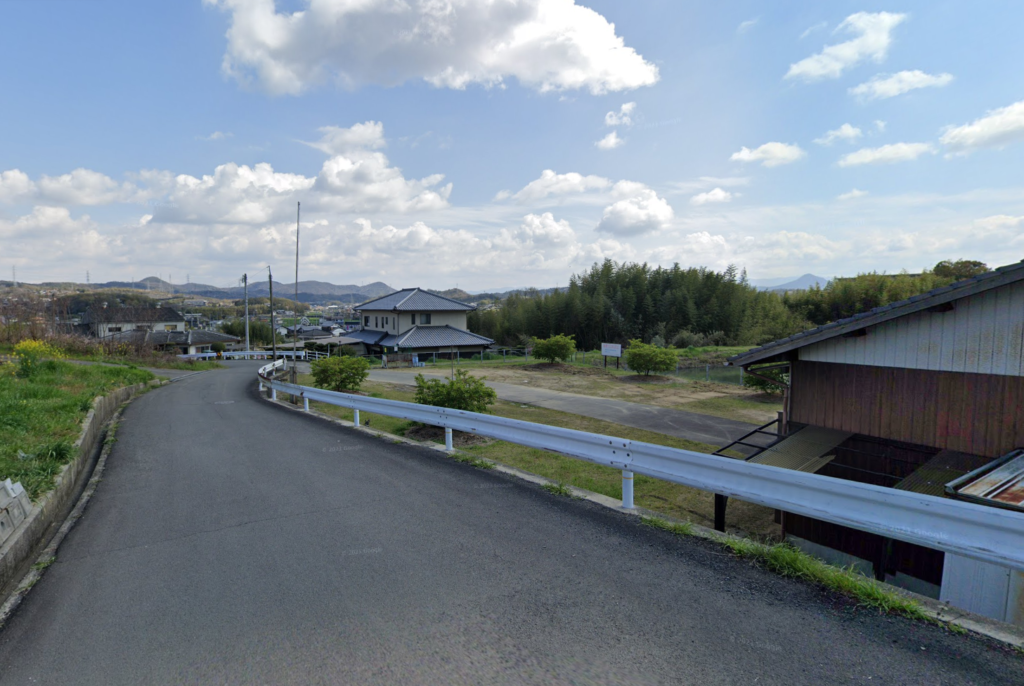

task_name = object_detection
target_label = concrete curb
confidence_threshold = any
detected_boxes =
[0,378,163,612]
[259,388,1024,652]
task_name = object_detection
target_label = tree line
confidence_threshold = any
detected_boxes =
[466,259,988,350]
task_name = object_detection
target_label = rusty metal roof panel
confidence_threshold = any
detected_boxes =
[946,449,1024,513]
[895,450,993,498]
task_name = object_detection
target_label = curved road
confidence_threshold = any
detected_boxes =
[0,363,1018,684]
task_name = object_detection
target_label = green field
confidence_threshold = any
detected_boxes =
[0,360,154,499]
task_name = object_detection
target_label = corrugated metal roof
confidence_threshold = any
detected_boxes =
[379,325,493,349]
[947,449,1024,512]
[895,450,992,498]
[729,259,1024,367]
[356,288,475,312]
[746,426,852,473]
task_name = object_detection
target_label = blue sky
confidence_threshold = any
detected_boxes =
[2,0,1023,289]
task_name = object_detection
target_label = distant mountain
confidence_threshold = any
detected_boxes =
[86,277,396,303]
[751,274,829,292]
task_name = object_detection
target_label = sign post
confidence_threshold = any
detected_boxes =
[601,343,622,370]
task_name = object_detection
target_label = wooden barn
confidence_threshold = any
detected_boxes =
[726,260,1024,621]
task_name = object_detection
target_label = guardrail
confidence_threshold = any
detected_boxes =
[179,351,307,361]
[256,363,1024,572]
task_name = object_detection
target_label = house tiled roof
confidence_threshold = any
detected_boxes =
[356,288,475,312]
[729,259,1024,367]
[344,329,387,345]
[83,306,185,324]
[380,325,493,349]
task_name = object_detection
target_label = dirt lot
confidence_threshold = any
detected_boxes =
[447,363,783,424]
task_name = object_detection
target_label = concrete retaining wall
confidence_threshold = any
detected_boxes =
[0,381,153,598]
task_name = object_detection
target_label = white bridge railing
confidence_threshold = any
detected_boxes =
[257,361,1024,572]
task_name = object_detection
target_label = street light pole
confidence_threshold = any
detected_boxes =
[243,273,250,354]
[292,201,300,385]
[269,267,277,362]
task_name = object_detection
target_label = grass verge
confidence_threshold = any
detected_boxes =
[643,516,927,620]
[0,360,154,499]
[300,376,779,536]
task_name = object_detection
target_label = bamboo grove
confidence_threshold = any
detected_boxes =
[466,259,988,350]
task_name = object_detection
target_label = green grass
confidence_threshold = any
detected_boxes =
[0,360,154,499]
[542,482,574,497]
[643,516,927,620]
[300,376,778,535]
[679,395,783,422]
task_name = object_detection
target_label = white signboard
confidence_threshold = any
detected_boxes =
[601,343,622,358]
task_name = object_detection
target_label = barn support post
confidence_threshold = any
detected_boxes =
[714,494,728,532]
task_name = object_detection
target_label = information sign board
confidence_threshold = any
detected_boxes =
[601,343,622,358]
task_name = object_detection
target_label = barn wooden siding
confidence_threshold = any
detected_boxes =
[798,279,1024,377]
[790,360,1024,458]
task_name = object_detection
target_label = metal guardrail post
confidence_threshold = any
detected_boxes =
[622,470,634,509]
[354,408,360,425]
[445,427,453,451]
[271,388,277,400]
[303,396,309,412]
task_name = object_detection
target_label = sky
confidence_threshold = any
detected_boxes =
[1,0,1023,291]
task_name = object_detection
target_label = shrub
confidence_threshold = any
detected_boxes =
[13,339,65,378]
[310,356,370,392]
[414,369,497,413]
[210,342,226,353]
[531,334,576,364]
[742,364,788,396]
[624,339,676,376]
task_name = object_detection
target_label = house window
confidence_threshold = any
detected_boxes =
[421,313,431,325]
[375,316,379,328]
[364,316,369,327]
[164,325,177,331]
[108,326,122,333]
[411,314,416,325]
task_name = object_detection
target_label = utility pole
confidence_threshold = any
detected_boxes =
[292,201,300,385]
[243,273,250,353]
[269,267,277,362]
[86,270,90,285]
[11,266,15,288]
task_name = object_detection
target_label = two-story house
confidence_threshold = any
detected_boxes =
[346,288,493,357]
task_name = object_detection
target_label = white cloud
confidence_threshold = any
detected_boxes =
[731,142,805,167]
[875,120,887,132]
[941,100,1024,154]
[849,70,953,101]
[668,176,749,194]
[37,168,142,206]
[837,188,868,200]
[690,188,733,205]
[199,131,233,141]
[206,0,659,96]
[302,122,386,155]
[838,142,936,167]
[0,206,95,239]
[785,12,906,82]
[604,102,636,127]
[148,122,451,223]
[814,124,863,146]
[509,169,611,202]
[0,170,36,203]
[596,131,624,150]
[596,188,674,236]
[800,21,828,40]
[737,18,758,35]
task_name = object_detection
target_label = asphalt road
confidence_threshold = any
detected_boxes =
[0,363,1019,684]
[367,368,758,448]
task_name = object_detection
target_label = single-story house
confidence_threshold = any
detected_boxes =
[107,329,240,356]
[81,305,186,338]
[346,288,493,357]
[726,259,1024,623]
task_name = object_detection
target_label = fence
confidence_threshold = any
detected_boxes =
[256,360,1024,573]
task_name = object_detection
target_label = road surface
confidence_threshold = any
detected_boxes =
[0,362,1018,684]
